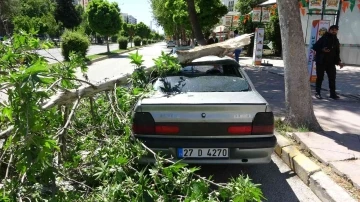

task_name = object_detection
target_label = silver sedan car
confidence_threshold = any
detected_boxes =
[132,56,276,164]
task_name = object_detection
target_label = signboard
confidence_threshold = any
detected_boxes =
[307,20,330,83]
[224,15,232,27]
[309,0,323,10]
[252,28,265,66]
[232,15,239,26]
[325,0,340,10]
[261,7,270,22]
[252,8,261,22]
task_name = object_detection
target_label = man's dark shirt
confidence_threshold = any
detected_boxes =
[312,32,341,65]
[207,37,218,45]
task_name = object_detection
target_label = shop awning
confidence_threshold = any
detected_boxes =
[259,0,276,6]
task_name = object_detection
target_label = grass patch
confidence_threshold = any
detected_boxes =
[275,118,310,136]
[86,47,138,61]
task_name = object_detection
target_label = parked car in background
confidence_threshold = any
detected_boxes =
[166,40,176,48]
[168,46,193,58]
[132,56,276,164]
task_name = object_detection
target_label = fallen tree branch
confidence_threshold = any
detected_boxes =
[0,125,14,138]
[176,33,254,63]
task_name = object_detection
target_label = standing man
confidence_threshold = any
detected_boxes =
[233,30,242,63]
[312,25,343,99]
[207,32,218,45]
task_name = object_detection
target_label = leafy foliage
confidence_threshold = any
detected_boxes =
[61,30,90,60]
[87,0,122,52]
[265,5,282,56]
[150,0,227,40]
[0,30,265,201]
[13,0,60,36]
[133,36,142,46]
[135,22,151,39]
[235,0,263,56]
[87,0,122,37]
[55,0,82,29]
[118,36,128,49]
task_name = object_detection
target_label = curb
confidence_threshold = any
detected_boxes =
[274,132,357,202]
[86,43,158,65]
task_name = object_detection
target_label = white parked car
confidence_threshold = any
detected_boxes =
[168,46,193,57]
[166,40,176,48]
[132,56,276,164]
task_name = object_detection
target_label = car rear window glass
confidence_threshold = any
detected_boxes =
[153,64,250,93]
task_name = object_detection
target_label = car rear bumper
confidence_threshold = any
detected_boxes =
[135,135,277,164]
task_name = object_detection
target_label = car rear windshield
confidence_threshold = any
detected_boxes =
[153,64,250,93]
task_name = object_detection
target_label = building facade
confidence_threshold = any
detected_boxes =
[221,0,238,12]
[121,13,137,24]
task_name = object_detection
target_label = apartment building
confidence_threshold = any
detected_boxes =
[221,0,238,12]
[121,13,137,25]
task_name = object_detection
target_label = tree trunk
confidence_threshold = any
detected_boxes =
[185,0,206,45]
[106,36,110,53]
[276,0,321,130]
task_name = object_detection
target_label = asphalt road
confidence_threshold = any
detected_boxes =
[37,42,134,64]
[74,42,169,83]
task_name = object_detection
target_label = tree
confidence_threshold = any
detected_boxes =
[123,23,136,47]
[12,0,60,37]
[55,0,81,29]
[135,22,151,39]
[185,0,205,45]
[265,4,282,56]
[276,0,321,130]
[87,0,122,53]
[151,0,227,45]
[235,0,263,56]
[0,0,20,34]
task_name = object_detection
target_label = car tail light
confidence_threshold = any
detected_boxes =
[251,112,274,135]
[227,112,274,135]
[132,112,155,134]
[227,125,252,135]
[155,126,179,134]
[132,112,179,135]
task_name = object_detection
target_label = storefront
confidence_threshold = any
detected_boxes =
[260,0,360,65]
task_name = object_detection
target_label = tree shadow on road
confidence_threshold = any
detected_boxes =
[194,156,306,202]
[245,67,360,135]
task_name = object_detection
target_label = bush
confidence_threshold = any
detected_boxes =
[142,39,147,45]
[133,36,142,46]
[118,36,128,49]
[111,35,118,43]
[61,30,90,60]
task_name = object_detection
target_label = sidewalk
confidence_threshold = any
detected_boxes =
[239,57,360,192]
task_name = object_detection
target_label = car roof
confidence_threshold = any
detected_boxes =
[183,55,240,67]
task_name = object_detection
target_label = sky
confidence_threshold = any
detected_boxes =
[112,0,164,34]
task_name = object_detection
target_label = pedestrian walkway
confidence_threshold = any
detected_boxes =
[239,57,360,192]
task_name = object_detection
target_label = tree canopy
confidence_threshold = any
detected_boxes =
[135,22,151,39]
[87,0,122,52]
[55,0,82,29]
[150,0,227,38]
[12,0,60,36]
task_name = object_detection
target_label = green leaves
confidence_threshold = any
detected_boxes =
[87,0,122,37]
[129,51,144,68]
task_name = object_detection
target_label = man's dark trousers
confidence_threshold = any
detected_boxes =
[316,63,337,95]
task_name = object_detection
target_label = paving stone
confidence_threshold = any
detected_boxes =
[293,132,360,165]
[309,171,356,202]
[293,154,321,185]
[274,133,292,156]
[281,145,301,169]
[330,160,360,190]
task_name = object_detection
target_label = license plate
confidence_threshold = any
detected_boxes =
[177,148,229,158]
